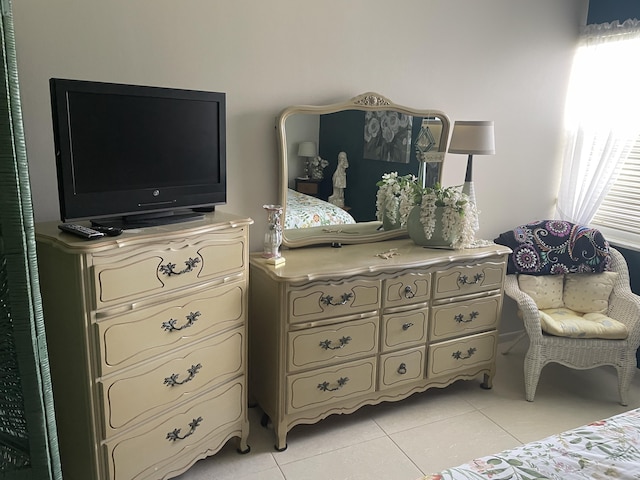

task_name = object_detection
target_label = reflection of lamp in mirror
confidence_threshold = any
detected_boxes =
[415,119,437,188]
[297,141,317,179]
[447,121,495,205]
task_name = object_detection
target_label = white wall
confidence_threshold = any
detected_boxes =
[13,0,587,253]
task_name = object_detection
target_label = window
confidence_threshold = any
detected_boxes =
[592,137,640,248]
[556,20,640,250]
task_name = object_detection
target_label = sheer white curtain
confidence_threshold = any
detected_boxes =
[556,19,640,224]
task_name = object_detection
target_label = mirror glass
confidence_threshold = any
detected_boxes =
[277,92,450,248]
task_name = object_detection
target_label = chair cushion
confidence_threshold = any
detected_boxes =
[517,274,564,309]
[539,307,628,339]
[494,220,611,275]
[563,272,618,314]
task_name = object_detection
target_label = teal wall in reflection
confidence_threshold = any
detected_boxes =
[318,111,438,222]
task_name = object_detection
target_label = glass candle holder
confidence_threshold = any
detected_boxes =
[262,204,283,259]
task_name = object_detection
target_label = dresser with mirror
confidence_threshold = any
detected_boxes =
[248,93,511,451]
[277,92,450,247]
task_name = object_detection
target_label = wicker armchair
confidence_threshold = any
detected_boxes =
[503,247,640,406]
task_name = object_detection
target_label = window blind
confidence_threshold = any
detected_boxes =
[592,136,640,248]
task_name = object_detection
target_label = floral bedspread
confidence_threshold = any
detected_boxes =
[422,408,640,479]
[285,189,356,229]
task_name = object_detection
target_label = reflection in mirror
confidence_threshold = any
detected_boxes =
[277,93,450,248]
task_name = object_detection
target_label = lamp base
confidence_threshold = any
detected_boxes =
[462,181,476,206]
[462,154,476,205]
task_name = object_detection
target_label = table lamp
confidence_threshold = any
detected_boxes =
[447,120,495,205]
[297,141,317,179]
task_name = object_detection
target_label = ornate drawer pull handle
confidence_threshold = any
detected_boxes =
[402,322,414,331]
[403,286,415,298]
[319,336,352,350]
[166,416,203,442]
[317,377,349,392]
[457,273,484,286]
[164,363,202,387]
[452,347,477,360]
[161,311,201,332]
[159,257,201,276]
[397,363,407,375]
[454,311,479,324]
[320,292,353,306]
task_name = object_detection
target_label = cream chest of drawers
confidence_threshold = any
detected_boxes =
[35,212,252,480]
[249,239,511,450]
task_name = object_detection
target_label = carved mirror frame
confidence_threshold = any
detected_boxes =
[277,92,450,248]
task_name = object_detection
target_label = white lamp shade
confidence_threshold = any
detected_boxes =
[297,141,317,157]
[448,121,495,155]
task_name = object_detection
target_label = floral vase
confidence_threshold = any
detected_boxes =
[262,204,283,258]
[406,205,449,248]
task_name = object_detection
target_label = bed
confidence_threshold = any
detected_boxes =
[421,407,640,479]
[284,188,356,230]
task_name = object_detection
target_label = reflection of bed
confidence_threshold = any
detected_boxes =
[421,407,640,479]
[285,188,356,229]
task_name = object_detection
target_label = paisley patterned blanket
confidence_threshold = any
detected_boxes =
[421,408,640,480]
[494,220,610,275]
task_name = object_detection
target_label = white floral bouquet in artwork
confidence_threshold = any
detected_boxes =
[364,111,413,163]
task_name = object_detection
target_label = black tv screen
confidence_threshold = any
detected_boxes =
[50,78,226,227]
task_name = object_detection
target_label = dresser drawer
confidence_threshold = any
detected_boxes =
[427,331,498,378]
[288,317,378,372]
[95,280,245,373]
[286,358,376,413]
[91,229,247,308]
[99,327,243,437]
[429,295,501,342]
[432,261,505,300]
[104,381,244,480]
[288,279,381,324]
[379,347,425,390]
[381,307,428,352]
[383,272,431,308]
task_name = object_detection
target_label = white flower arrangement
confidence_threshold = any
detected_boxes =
[375,172,420,227]
[376,172,479,249]
[417,183,479,249]
[308,156,329,180]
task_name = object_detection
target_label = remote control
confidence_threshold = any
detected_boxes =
[58,223,105,239]
[91,225,123,236]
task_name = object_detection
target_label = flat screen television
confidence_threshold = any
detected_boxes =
[49,78,226,228]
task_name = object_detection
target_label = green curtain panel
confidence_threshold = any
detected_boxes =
[0,1,62,479]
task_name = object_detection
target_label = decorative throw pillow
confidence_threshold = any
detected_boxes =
[517,274,564,309]
[494,220,611,275]
[539,307,628,339]
[563,272,618,314]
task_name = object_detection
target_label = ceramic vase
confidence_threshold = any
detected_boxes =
[262,204,283,258]
[381,205,402,231]
[407,205,449,248]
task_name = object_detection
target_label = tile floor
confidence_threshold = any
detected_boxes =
[176,336,640,480]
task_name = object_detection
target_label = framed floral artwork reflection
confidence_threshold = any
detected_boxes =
[363,111,413,163]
